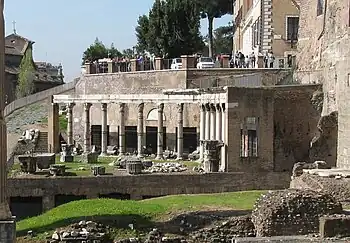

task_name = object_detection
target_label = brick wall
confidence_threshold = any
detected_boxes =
[296,0,350,168]
[7,172,290,206]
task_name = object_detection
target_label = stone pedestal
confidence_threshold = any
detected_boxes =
[155,57,163,70]
[181,55,196,69]
[0,217,16,243]
[81,152,98,164]
[130,59,137,71]
[202,140,223,173]
[107,60,116,73]
[257,55,265,68]
[221,55,230,68]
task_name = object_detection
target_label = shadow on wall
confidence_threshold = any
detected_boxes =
[309,111,338,168]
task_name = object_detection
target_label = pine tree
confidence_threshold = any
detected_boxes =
[16,43,35,98]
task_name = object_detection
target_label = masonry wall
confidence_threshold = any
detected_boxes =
[296,0,350,168]
[7,172,290,211]
[226,87,275,172]
[273,89,320,171]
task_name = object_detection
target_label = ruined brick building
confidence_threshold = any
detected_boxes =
[5,33,64,104]
[296,0,349,169]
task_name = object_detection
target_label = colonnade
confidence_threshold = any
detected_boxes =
[199,103,226,162]
[65,102,226,164]
[66,102,186,159]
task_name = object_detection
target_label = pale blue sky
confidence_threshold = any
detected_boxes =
[4,0,231,82]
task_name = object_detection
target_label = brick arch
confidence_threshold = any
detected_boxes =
[146,108,166,121]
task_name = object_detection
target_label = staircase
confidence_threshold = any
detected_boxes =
[34,132,48,153]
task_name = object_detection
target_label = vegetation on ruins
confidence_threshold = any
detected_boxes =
[16,43,36,99]
[16,191,265,239]
[135,0,204,58]
[197,0,233,57]
[81,38,122,64]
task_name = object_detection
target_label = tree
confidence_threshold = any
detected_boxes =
[108,43,122,58]
[16,43,35,98]
[198,0,233,57]
[122,48,134,58]
[135,0,204,58]
[135,15,150,54]
[82,38,108,64]
[212,22,234,55]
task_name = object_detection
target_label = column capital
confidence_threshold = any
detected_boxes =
[216,103,222,112]
[200,103,206,111]
[137,103,144,113]
[205,103,211,112]
[210,103,216,111]
[84,103,92,111]
[221,103,226,112]
[177,103,184,113]
[67,102,75,110]
[158,103,164,111]
[119,103,125,113]
[101,103,107,111]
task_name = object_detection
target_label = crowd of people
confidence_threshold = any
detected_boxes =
[221,50,276,69]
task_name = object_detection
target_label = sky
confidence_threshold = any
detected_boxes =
[4,0,232,82]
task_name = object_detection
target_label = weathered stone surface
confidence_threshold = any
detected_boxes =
[251,189,342,237]
[144,162,187,173]
[0,218,16,243]
[319,214,350,238]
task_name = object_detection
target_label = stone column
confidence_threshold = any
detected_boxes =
[177,103,184,160]
[155,57,163,70]
[119,103,126,156]
[101,103,108,156]
[199,104,206,161]
[137,103,144,157]
[0,0,16,241]
[84,103,92,153]
[216,104,222,141]
[221,55,230,68]
[67,103,75,145]
[48,100,60,153]
[220,103,227,172]
[210,104,216,140]
[156,103,164,160]
[205,103,211,140]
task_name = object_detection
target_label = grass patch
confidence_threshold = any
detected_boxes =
[17,190,265,238]
[39,115,67,130]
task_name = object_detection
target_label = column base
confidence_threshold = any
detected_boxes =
[0,217,16,243]
[99,153,108,157]
[176,157,183,161]
[118,152,125,157]
[155,156,164,161]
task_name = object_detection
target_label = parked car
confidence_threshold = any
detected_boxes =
[170,58,182,69]
[196,57,215,69]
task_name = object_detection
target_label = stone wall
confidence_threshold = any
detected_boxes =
[7,172,290,211]
[226,85,320,172]
[296,0,349,168]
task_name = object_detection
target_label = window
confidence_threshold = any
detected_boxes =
[286,16,299,41]
[317,0,324,16]
[251,17,261,48]
[240,117,258,157]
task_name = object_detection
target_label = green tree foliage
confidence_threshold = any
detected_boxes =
[82,38,122,64]
[16,43,35,99]
[122,48,134,58]
[135,15,150,54]
[135,0,204,58]
[212,22,234,55]
[198,0,233,57]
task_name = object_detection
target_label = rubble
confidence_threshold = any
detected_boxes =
[144,162,187,173]
[48,220,110,242]
[190,215,255,242]
[251,189,343,237]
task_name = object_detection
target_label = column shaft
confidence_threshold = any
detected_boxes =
[0,0,12,220]
[137,103,144,157]
[220,103,227,172]
[210,104,216,140]
[101,103,108,155]
[156,103,164,160]
[216,104,222,141]
[84,103,92,153]
[199,104,206,161]
[48,102,60,153]
[119,103,126,156]
[67,103,75,145]
[205,104,211,140]
[177,103,184,160]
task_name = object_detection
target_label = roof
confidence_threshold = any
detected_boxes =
[5,45,21,56]
[5,65,19,75]
[291,0,300,9]
[5,33,34,56]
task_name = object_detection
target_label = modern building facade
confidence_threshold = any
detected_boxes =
[233,0,300,68]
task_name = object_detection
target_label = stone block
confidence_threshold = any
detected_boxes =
[319,214,350,238]
[36,153,56,169]
[60,155,74,162]
[0,217,16,243]
[82,152,99,164]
